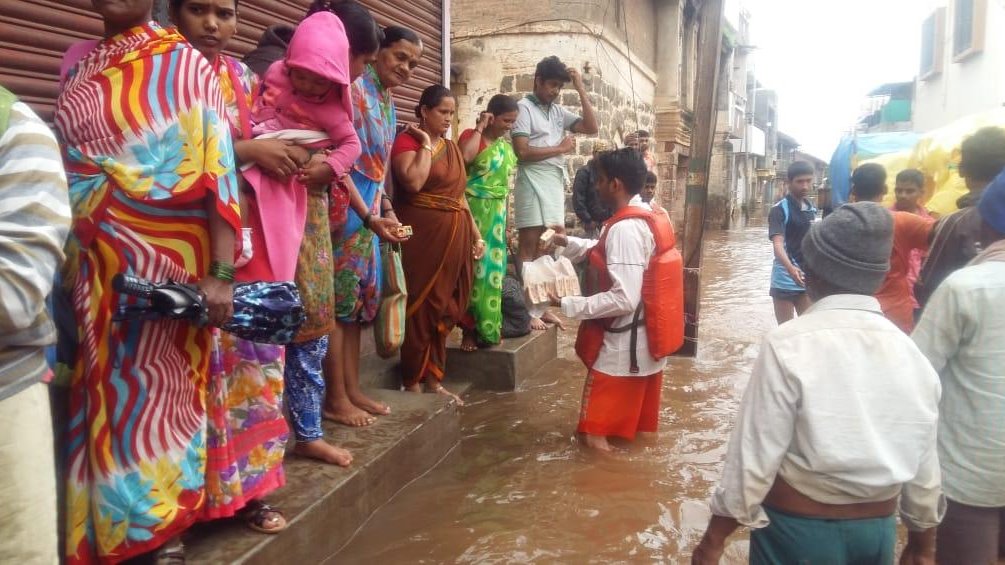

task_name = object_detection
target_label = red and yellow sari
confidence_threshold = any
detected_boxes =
[56,24,240,563]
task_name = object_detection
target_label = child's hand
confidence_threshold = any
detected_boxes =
[297,159,334,186]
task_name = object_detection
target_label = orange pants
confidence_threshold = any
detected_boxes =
[578,369,662,440]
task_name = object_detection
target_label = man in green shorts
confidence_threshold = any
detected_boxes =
[512,55,598,324]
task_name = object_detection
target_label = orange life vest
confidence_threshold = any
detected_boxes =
[574,206,685,372]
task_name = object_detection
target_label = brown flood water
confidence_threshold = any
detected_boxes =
[336,224,776,563]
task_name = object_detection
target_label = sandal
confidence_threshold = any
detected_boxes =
[240,500,288,534]
[154,539,185,564]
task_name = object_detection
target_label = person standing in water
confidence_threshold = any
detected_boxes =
[549,149,676,452]
[767,161,817,324]
[692,203,942,565]
[913,170,1005,565]
[848,163,933,334]
[890,168,931,319]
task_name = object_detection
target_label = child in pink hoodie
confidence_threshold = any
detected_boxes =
[244,10,369,467]
[243,11,362,282]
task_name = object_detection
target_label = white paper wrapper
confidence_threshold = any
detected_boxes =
[521,255,581,307]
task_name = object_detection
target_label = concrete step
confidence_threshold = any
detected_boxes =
[444,326,558,391]
[358,325,560,392]
[184,384,469,564]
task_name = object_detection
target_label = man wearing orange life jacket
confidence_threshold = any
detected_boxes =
[549,148,684,452]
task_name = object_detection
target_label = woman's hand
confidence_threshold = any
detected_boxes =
[405,123,431,145]
[370,216,408,243]
[298,160,335,186]
[472,239,487,260]
[197,275,234,327]
[476,112,493,131]
[249,139,304,179]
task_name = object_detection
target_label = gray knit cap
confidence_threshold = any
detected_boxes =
[801,202,893,294]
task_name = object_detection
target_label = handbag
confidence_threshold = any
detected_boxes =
[373,242,408,358]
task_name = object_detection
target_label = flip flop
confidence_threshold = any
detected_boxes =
[240,500,288,534]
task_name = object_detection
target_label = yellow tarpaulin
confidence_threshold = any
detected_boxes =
[859,108,1005,216]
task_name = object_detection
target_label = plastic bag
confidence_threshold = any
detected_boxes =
[521,255,581,307]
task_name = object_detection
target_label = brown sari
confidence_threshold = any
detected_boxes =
[393,137,474,386]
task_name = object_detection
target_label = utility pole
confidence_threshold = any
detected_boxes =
[679,0,725,357]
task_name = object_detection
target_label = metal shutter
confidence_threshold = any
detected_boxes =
[0,0,103,121]
[0,0,444,124]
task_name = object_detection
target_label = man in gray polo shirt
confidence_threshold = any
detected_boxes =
[513,56,598,324]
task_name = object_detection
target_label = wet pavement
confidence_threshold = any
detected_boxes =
[335,224,776,563]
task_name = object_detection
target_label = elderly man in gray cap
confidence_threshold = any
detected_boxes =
[913,168,1005,564]
[693,202,943,564]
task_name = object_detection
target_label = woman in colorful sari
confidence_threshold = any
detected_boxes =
[391,85,484,405]
[170,0,306,535]
[457,94,520,351]
[324,26,424,427]
[55,0,240,562]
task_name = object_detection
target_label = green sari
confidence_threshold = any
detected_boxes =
[465,135,517,344]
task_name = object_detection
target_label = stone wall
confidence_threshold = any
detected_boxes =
[452,0,658,69]
[451,28,657,229]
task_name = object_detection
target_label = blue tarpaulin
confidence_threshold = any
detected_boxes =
[828,131,920,205]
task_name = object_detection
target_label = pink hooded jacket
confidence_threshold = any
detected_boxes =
[244,11,362,281]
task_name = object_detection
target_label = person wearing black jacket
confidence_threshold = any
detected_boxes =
[572,140,612,236]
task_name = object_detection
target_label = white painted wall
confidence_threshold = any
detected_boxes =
[914,0,1005,131]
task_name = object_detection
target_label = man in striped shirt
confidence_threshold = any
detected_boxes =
[0,84,71,563]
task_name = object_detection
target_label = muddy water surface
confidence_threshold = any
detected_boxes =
[336,225,776,563]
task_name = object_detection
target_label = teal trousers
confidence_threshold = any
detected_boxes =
[750,506,896,565]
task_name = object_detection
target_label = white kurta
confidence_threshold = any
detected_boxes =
[559,197,667,377]
[709,294,944,531]
[913,258,1005,508]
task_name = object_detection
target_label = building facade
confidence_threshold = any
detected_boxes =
[451,0,717,227]
[913,0,1005,132]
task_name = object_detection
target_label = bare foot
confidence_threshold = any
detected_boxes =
[323,400,375,427]
[294,439,353,466]
[581,433,614,452]
[460,332,478,352]
[427,383,465,406]
[540,310,567,330]
[530,316,547,331]
[349,391,391,416]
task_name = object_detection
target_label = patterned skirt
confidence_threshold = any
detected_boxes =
[202,332,288,519]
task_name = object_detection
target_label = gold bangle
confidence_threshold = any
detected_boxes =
[422,144,433,152]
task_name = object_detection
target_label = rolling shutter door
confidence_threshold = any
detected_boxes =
[0,0,443,125]
[0,0,103,121]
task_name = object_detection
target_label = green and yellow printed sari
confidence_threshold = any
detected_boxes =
[465,135,517,344]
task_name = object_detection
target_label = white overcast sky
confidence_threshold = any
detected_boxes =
[728,0,938,160]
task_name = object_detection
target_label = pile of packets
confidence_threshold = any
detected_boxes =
[522,227,581,306]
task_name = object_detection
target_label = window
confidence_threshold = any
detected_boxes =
[952,0,986,61]
[920,8,945,79]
